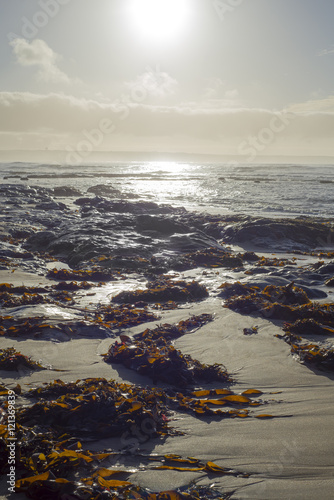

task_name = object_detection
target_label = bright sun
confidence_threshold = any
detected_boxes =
[127,0,190,44]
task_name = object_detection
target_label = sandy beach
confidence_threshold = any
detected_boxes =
[1,180,334,500]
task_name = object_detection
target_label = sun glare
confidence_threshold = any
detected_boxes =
[127,0,190,44]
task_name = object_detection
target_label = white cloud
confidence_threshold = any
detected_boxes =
[287,95,334,113]
[203,79,240,107]
[318,45,334,57]
[10,38,72,84]
[204,78,224,99]
[125,66,178,98]
[224,89,239,100]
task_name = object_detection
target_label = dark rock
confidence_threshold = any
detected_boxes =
[35,201,67,211]
[53,186,82,197]
[0,184,52,201]
[74,197,170,215]
[168,232,221,252]
[87,184,121,197]
[9,228,35,239]
[74,197,93,206]
[221,218,334,250]
[242,251,260,262]
[25,231,57,251]
[136,215,189,235]
[316,262,334,275]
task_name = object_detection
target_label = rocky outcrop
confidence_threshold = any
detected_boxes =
[221,218,334,250]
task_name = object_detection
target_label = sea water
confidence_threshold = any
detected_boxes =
[1,161,333,218]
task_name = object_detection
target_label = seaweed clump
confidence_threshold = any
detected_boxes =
[0,347,45,371]
[21,378,172,439]
[104,338,228,387]
[277,331,334,372]
[0,316,110,340]
[283,318,334,336]
[182,248,243,269]
[222,282,314,320]
[218,282,260,299]
[104,314,231,388]
[0,291,46,308]
[112,279,208,304]
[136,314,214,343]
[0,378,249,499]
[94,304,158,329]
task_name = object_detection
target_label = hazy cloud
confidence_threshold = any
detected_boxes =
[203,79,240,107]
[10,38,72,84]
[125,66,178,98]
[318,45,334,56]
[0,91,334,155]
[287,95,334,113]
[204,78,224,99]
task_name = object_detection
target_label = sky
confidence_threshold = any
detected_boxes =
[0,0,334,162]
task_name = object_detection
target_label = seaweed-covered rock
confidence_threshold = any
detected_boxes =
[185,248,243,268]
[223,281,334,328]
[112,279,208,304]
[261,283,310,305]
[218,282,260,299]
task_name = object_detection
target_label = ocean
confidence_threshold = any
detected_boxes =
[1,161,333,218]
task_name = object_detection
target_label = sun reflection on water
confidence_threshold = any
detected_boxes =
[128,162,204,204]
